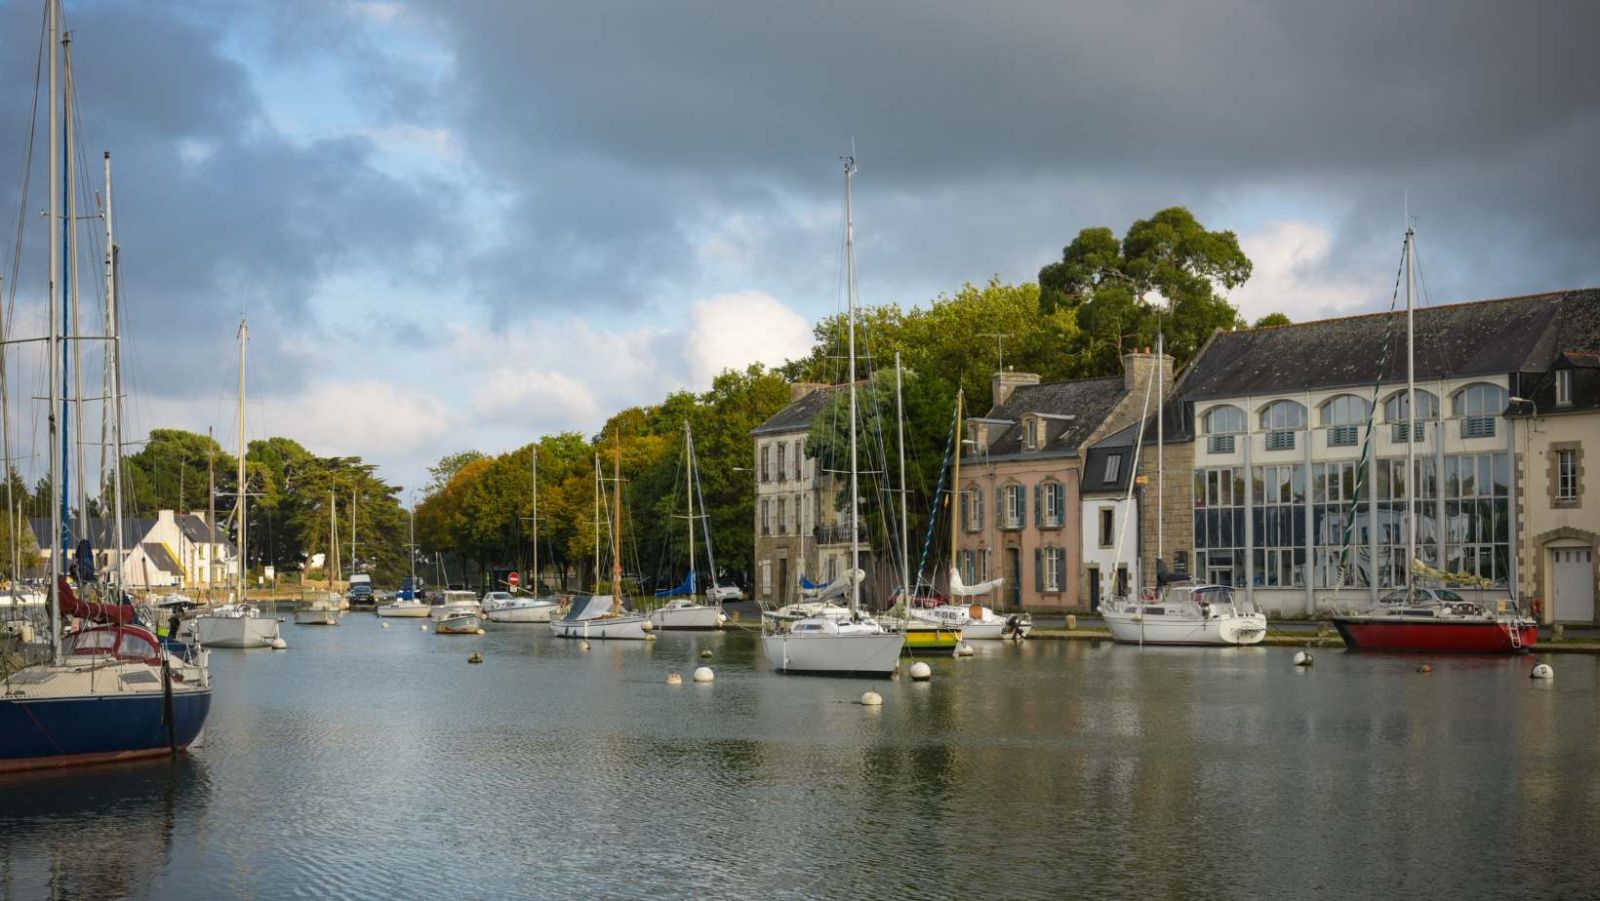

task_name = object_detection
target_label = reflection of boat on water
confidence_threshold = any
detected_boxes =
[0,755,210,899]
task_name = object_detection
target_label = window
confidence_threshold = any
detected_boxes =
[1376,456,1439,587]
[1313,461,1369,587]
[978,548,992,583]
[1556,370,1573,406]
[1098,507,1114,548]
[777,443,787,482]
[1037,547,1065,592]
[760,500,771,535]
[761,561,772,596]
[1193,467,1245,587]
[777,498,787,534]
[959,549,976,585]
[1557,448,1578,503]
[1443,452,1511,586]
[1453,383,1506,440]
[961,485,985,532]
[1104,454,1122,482]
[1023,417,1038,450]
[999,484,1025,530]
[1384,389,1438,443]
[760,443,771,482]
[793,441,804,480]
[1204,405,1244,455]
[1252,463,1306,588]
[1039,480,1066,528]
[1321,395,1369,448]
[1260,400,1306,451]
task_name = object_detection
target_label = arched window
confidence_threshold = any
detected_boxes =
[1382,389,1439,443]
[1320,395,1370,448]
[1452,383,1506,439]
[1202,405,1244,454]
[1259,400,1306,451]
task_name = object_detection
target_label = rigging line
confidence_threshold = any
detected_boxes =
[915,398,958,588]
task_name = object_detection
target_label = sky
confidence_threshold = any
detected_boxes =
[0,0,1596,496]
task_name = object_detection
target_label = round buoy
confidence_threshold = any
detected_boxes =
[476,628,486,635]
[641,620,655,632]
[468,652,483,664]
[1293,650,1313,667]
[420,624,428,631]
[1531,663,1554,680]
[270,638,288,650]
[909,661,932,681]
[956,642,974,657]
[381,622,390,629]
[666,672,683,685]
[692,666,715,683]
[718,613,728,624]
[860,690,883,706]
[579,640,591,651]
[699,649,713,659]
[1417,664,1432,674]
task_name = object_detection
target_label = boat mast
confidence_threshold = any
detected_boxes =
[350,486,356,578]
[47,0,62,663]
[684,421,695,597]
[612,432,623,614]
[104,152,126,592]
[65,32,88,537]
[329,490,338,585]
[235,317,247,605]
[950,389,963,590]
[1156,330,1164,572]
[895,352,910,602]
[1404,227,1417,601]
[530,445,538,594]
[844,155,861,618]
[407,500,416,590]
[207,428,215,594]
[592,453,601,592]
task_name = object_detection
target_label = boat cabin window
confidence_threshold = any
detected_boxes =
[1142,606,1166,615]
[1435,589,1465,602]
[68,628,119,654]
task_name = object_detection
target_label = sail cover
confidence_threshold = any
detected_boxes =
[949,566,1004,597]
[654,571,696,597]
[561,594,622,622]
[799,569,862,600]
[57,576,137,625]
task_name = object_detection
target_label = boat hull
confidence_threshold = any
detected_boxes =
[485,603,557,623]
[436,614,483,634]
[293,609,339,625]
[193,614,281,648]
[1103,611,1267,646]
[648,604,723,630]
[901,627,963,652]
[762,632,905,676]
[0,687,211,774]
[1331,617,1537,654]
[549,614,649,640]
[376,603,430,618]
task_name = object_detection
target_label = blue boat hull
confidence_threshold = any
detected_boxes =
[0,689,212,773]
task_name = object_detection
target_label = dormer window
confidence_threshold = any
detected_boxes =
[1104,453,1122,482]
[1023,416,1040,450]
[1556,369,1572,406]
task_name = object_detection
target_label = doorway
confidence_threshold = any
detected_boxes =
[776,557,789,608]
[1087,566,1100,611]
[1006,547,1022,609]
[1552,546,1595,623]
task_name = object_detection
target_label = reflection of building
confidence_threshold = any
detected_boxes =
[30,510,237,589]
[1508,349,1599,624]
[1099,289,1599,616]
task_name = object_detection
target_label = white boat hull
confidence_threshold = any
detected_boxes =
[762,631,905,676]
[376,602,430,618]
[431,604,484,621]
[485,602,558,623]
[1102,610,1266,646]
[648,604,722,630]
[193,614,281,649]
[549,614,649,640]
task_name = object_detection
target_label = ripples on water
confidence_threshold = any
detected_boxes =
[2,622,1596,900]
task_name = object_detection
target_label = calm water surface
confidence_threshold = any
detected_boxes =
[2,619,1597,899]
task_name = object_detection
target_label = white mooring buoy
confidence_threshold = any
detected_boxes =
[420,624,428,631]
[270,638,288,650]
[579,640,591,651]
[860,691,883,707]
[641,619,655,632]
[381,622,390,629]
[1531,663,1554,680]
[700,649,713,659]
[1293,650,1313,667]
[475,628,486,635]
[956,642,974,657]
[908,661,933,681]
[692,666,715,683]
[666,672,683,685]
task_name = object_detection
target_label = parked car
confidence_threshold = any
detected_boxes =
[706,584,744,603]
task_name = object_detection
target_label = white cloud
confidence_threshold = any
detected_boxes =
[250,378,452,459]
[355,125,464,163]
[349,2,402,24]
[682,291,813,385]
[1227,220,1376,323]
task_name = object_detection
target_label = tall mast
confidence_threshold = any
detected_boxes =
[329,490,338,584]
[350,485,357,576]
[207,427,215,593]
[407,501,416,588]
[1404,227,1417,600]
[844,156,861,617]
[895,352,910,600]
[46,0,63,663]
[592,453,601,592]
[65,31,87,535]
[611,431,622,614]
[684,421,695,596]
[530,445,538,593]
[104,153,126,591]
[235,317,247,604]
[1156,331,1164,570]
[950,389,963,586]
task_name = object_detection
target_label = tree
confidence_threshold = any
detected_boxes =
[426,450,487,495]
[1253,312,1292,328]
[1038,207,1251,372]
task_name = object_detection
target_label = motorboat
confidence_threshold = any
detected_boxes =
[1331,588,1536,653]
[910,602,1031,640]
[376,597,430,618]
[429,590,484,621]
[484,591,559,623]
[293,591,341,626]
[1102,582,1266,646]
[193,603,282,649]
[435,611,483,634]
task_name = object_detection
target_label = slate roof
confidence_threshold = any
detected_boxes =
[139,542,182,574]
[751,385,846,436]
[1082,439,1136,495]
[31,517,155,552]
[176,513,235,552]
[973,376,1127,461]
[1178,289,1600,401]
[1507,350,1600,416]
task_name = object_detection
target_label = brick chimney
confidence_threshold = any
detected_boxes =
[1122,349,1174,397]
[991,370,1041,408]
[790,381,827,403]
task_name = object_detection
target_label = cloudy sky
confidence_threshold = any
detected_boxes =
[1,0,1595,494]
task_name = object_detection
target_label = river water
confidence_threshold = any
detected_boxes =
[2,620,1596,900]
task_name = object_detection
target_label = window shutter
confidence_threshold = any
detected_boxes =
[1033,483,1042,528]
[976,490,985,531]
[995,486,1004,528]
[959,489,969,531]
[1034,548,1043,593]
[1055,483,1066,525]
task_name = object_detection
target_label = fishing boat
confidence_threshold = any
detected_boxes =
[762,157,904,675]
[549,441,650,640]
[1328,228,1536,653]
[193,318,282,650]
[648,422,724,631]
[435,611,482,634]
[2,5,212,771]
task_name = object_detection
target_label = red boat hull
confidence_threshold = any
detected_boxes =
[1331,617,1537,654]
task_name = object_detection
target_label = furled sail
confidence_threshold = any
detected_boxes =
[949,566,1003,597]
[799,569,862,600]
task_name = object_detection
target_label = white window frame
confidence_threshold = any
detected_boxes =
[1003,483,1024,530]
[1044,547,1064,592]
[1104,454,1122,482]
[1557,449,1578,501]
[1042,481,1064,528]
[1555,370,1572,407]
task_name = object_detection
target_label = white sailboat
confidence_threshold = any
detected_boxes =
[549,440,650,640]
[762,156,904,676]
[193,318,283,649]
[486,446,558,623]
[294,491,342,626]
[648,422,724,630]
[377,502,429,617]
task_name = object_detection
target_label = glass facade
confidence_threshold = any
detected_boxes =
[1443,452,1511,585]
[1313,461,1368,587]
[1193,467,1246,587]
[1251,464,1306,587]
[1375,457,1438,587]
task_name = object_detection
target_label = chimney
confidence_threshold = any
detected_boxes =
[790,381,827,403]
[992,370,1041,408]
[1122,349,1174,397]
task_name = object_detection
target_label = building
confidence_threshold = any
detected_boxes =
[31,510,238,590]
[749,383,873,606]
[1079,422,1141,611]
[1508,348,1600,624]
[953,352,1171,611]
[1105,288,1600,616]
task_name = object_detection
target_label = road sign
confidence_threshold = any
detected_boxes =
[508,571,521,586]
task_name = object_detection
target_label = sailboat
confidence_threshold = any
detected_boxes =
[761,156,904,676]
[549,438,650,640]
[294,491,342,625]
[1,2,211,771]
[192,318,283,649]
[1329,228,1537,653]
[378,503,429,617]
[649,422,725,630]
[485,446,559,623]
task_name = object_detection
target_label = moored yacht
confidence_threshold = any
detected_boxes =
[1103,581,1266,646]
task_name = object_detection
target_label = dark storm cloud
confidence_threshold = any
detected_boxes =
[414,0,1600,312]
